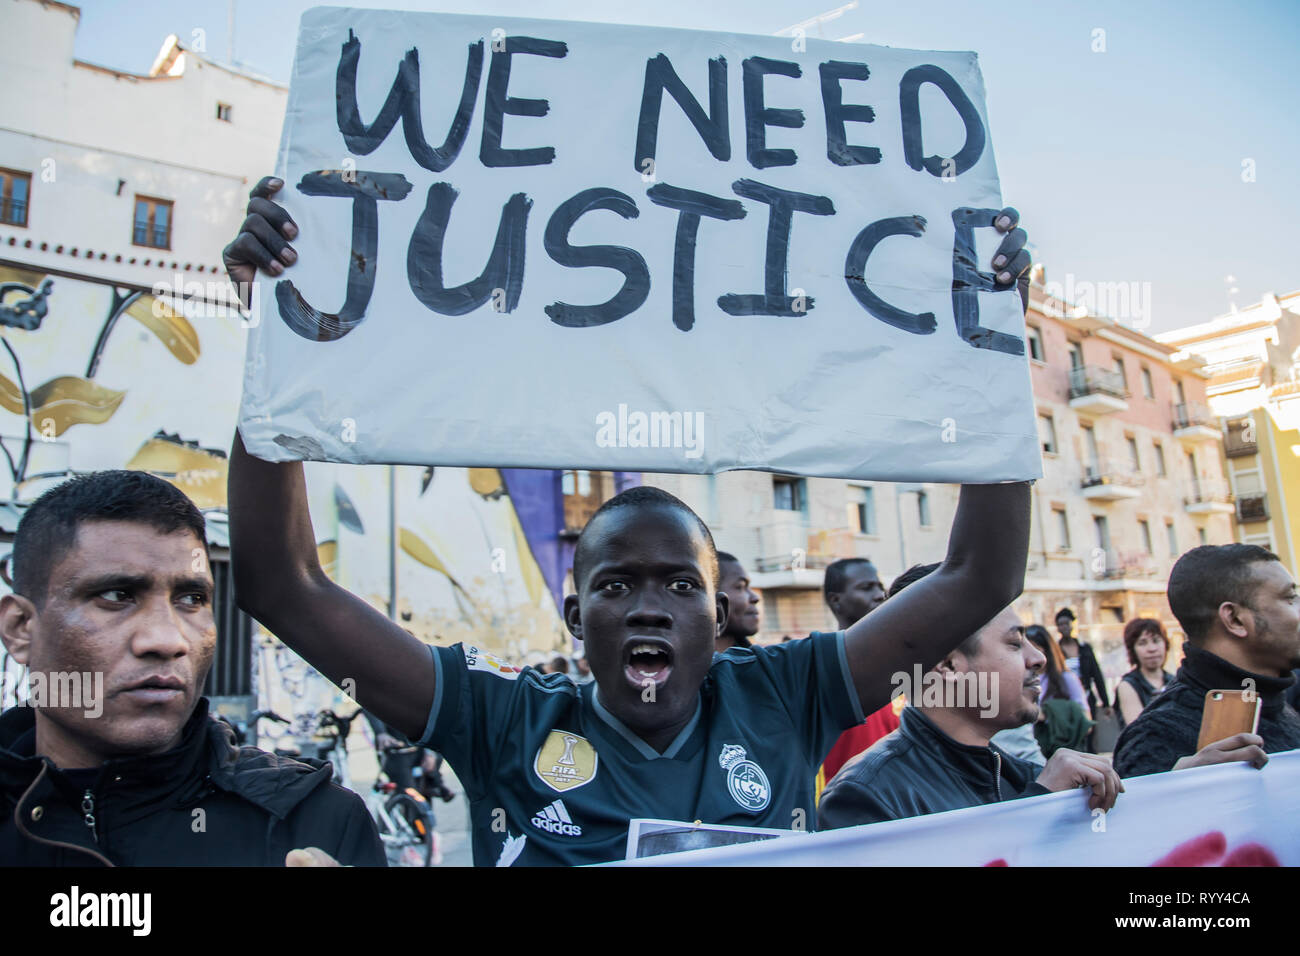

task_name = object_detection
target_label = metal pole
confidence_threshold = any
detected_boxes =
[388,465,398,620]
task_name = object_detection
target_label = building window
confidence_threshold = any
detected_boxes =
[132,195,172,249]
[1038,413,1057,455]
[1112,354,1128,389]
[917,490,931,528]
[216,102,233,122]
[1093,514,1111,551]
[1153,441,1167,476]
[1054,507,1070,551]
[1027,326,1044,362]
[0,169,31,227]
[773,476,805,512]
[1141,366,1154,399]
[1198,527,1208,546]
[1125,435,1141,472]
[561,470,611,533]
[1174,379,1186,405]
[1082,424,1100,475]
[849,485,876,535]
[1166,520,1178,556]
[1139,519,1152,554]
[1068,342,1084,369]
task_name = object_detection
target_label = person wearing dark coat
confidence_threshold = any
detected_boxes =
[818,567,1122,829]
[0,698,383,866]
[1113,545,1300,778]
[1054,608,1110,714]
[0,470,383,866]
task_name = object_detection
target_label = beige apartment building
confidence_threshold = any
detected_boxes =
[634,273,1235,688]
[1158,291,1300,573]
[1018,275,1234,679]
[641,470,959,643]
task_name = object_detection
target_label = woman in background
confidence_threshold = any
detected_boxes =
[1115,618,1174,726]
[1028,625,1091,718]
[1025,624,1092,756]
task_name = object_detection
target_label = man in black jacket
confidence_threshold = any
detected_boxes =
[0,471,383,865]
[818,565,1122,829]
[1113,544,1300,777]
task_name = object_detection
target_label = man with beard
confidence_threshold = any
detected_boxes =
[223,178,1037,866]
[818,565,1122,828]
[1114,545,1300,776]
[714,553,761,652]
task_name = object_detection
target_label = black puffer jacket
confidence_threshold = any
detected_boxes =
[0,698,384,866]
[817,706,1050,829]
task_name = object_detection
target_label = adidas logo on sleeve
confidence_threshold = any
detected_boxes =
[530,799,582,837]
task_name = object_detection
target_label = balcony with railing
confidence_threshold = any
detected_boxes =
[1235,493,1269,523]
[1172,401,1220,442]
[1080,458,1144,501]
[1184,479,1234,515]
[1068,365,1129,415]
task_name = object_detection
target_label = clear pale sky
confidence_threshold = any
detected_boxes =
[61,0,1300,335]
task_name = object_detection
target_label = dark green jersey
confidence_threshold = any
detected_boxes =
[417,631,863,866]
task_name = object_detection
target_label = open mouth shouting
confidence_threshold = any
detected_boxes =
[623,636,674,691]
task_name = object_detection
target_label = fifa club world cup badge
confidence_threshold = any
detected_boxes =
[718,743,771,812]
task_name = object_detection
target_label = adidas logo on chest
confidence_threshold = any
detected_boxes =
[530,799,583,837]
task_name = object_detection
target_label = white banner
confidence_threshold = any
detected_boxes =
[240,7,1040,482]
[620,751,1300,866]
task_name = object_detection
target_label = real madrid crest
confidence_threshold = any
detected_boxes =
[718,743,770,812]
[534,730,599,792]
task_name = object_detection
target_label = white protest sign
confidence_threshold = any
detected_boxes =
[616,751,1300,866]
[239,7,1041,482]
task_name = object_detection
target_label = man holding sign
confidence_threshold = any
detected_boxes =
[224,10,1038,865]
[227,187,1030,867]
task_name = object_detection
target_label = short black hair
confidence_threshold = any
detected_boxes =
[571,486,718,592]
[1168,544,1279,643]
[716,551,740,568]
[823,557,876,601]
[888,562,941,599]
[1054,607,1075,622]
[12,470,209,606]
[888,562,983,656]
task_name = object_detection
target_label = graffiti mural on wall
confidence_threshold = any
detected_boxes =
[0,264,226,497]
[0,261,567,663]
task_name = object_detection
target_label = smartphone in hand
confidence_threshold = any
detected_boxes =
[1196,689,1261,751]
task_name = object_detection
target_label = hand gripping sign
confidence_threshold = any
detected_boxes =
[239,7,1040,483]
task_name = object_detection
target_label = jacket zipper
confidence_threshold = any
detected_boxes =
[992,750,1003,800]
[81,789,99,843]
[12,762,114,866]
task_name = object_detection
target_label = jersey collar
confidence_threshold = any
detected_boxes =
[589,685,702,761]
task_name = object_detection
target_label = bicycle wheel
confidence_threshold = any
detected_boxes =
[385,792,434,867]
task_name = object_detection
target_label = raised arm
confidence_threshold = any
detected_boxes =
[229,434,436,740]
[224,176,435,741]
[843,481,1031,715]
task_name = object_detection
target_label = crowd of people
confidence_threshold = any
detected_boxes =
[0,180,1295,867]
